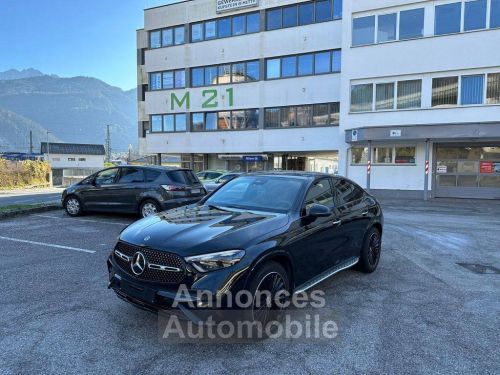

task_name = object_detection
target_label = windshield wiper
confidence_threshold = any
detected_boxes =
[206,204,234,212]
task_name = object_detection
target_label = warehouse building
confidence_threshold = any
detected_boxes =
[137,0,500,199]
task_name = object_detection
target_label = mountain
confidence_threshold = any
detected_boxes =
[0,68,45,81]
[0,72,137,153]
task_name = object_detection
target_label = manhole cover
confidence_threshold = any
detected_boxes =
[457,263,500,275]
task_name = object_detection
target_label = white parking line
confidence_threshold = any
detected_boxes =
[32,214,129,226]
[0,236,95,254]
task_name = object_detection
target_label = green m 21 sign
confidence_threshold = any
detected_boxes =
[170,88,234,110]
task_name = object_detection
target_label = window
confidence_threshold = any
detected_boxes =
[267,9,282,30]
[350,84,373,112]
[192,113,204,131]
[315,0,332,22]
[492,0,500,28]
[296,54,313,76]
[162,28,173,46]
[332,50,341,72]
[333,0,342,19]
[374,147,393,163]
[174,26,185,45]
[150,73,162,90]
[232,15,246,35]
[315,52,331,74]
[282,56,297,77]
[399,8,424,40]
[376,83,395,110]
[487,73,500,104]
[95,168,119,185]
[206,112,217,130]
[218,64,231,84]
[351,147,368,164]
[432,77,459,107]
[395,147,416,164]
[334,179,364,205]
[378,13,397,42]
[435,2,462,35]
[304,178,334,210]
[205,66,217,86]
[283,6,298,28]
[245,109,259,129]
[246,61,259,81]
[150,31,161,48]
[461,75,484,105]
[163,115,174,131]
[299,3,314,25]
[313,103,329,126]
[118,168,144,183]
[231,63,244,82]
[352,16,375,46]
[297,105,312,127]
[397,80,422,109]
[264,103,339,128]
[205,21,217,39]
[145,169,161,182]
[191,68,204,87]
[174,70,185,88]
[78,158,86,162]
[266,59,281,79]
[163,71,174,89]
[218,18,231,38]
[218,111,231,129]
[265,108,280,128]
[247,12,260,33]
[175,114,187,131]
[464,0,487,31]
[231,109,259,129]
[191,23,203,42]
[68,158,76,161]
[151,115,162,132]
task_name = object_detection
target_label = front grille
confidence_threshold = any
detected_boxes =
[113,241,186,284]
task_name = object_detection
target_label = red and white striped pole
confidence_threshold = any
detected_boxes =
[367,160,372,175]
[425,160,429,175]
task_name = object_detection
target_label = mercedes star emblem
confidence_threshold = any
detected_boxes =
[131,252,146,275]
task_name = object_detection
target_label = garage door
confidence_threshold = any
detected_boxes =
[434,145,500,199]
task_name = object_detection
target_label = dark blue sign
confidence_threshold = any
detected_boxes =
[242,155,263,162]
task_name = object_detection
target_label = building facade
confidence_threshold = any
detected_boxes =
[137,0,500,199]
[41,143,105,186]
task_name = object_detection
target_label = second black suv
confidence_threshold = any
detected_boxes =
[62,166,206,218]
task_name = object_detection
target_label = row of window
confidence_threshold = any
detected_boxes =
[266,0,342,31]
[149,102,340,132]
[191,12,260,43]
[149,50,341,91]
[192,60,259,87]
[52,157,86,162]
[351,146,416,165]
[265,102,340,128]
[150,25,185,49]
[150,1,344,49]
[266,50,341,80]
[352,0,500,46]
[350,72,500,112]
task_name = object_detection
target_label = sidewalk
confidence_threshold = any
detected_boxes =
[0,187,64,196]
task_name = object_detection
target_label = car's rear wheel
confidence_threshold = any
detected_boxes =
[358,227,382,273]
[139,199,160,218]
[64,196,83,217]
[246,261,290,337]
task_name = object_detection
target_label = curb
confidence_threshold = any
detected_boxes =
[0,204,61,220]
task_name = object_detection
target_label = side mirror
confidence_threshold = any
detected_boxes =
[308,204,332,218]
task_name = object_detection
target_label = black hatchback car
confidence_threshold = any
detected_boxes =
[62,166,206,218]
[108,172,383,324]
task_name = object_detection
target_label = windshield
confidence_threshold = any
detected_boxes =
[205,176,305,213]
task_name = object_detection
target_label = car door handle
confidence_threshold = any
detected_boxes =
[332,220,342,226]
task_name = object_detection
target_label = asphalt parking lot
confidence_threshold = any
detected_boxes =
[1,199,499,374]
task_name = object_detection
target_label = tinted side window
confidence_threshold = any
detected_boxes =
[94,168,119,185]
[168,170,198,185]
[333,179,364,205]
[304,178,335,210]
[118,168,144,183]
[144,169,161,182]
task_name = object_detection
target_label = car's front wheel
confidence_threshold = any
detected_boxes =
[139,199,160,218]
[246,261,290,336]
[64,196,83,217]
[358,227,382,273]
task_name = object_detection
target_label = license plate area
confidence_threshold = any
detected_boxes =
[120,280,156,304]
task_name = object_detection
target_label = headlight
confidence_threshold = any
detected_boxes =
[185,250,245,273]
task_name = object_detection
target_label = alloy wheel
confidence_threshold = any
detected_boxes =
[141,202,158,217]
[66,198,80,215]
[251,272,287,327]
[367,232,381,267]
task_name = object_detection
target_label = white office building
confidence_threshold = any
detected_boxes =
[137,0,500,199]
